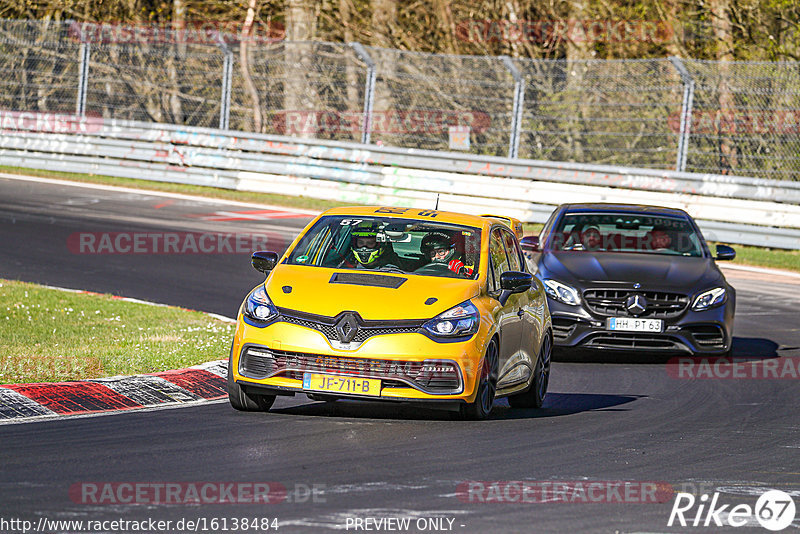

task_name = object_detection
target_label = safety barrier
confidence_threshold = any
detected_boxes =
[1,118,799,249]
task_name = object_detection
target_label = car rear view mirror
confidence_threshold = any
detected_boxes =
[715,244,736,261]
[519,235,540,252]
[252,251,279,274]
[498,271,533,305]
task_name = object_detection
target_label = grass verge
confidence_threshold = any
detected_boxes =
[3,165,799,273]
[0,279,233,384]
[721,243,800,272]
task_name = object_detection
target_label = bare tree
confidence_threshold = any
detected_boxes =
[709,0,737,171]
[168,0,186,123]
[340,0,362,126]
[284,0,318,137]
[240,0,263,132]
[565,0,593,162]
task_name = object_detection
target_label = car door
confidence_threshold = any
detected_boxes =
[488,227,527,376]
[505,231,544,364]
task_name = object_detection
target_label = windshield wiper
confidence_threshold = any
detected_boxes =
[376,266,406,274]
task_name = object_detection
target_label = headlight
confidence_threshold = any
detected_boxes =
[692,287,726,311]
[422,300,479,339]
[243,285,278,322]
[543,279,581,306]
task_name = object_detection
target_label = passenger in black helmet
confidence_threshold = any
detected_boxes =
[420,232,473,276]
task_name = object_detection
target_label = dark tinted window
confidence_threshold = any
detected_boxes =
[549,211,704,257]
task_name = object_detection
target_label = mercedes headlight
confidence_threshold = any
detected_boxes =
[692,287,726,311]
[543,279,581,306]
[243,285,278,322]
[422,300,479,339]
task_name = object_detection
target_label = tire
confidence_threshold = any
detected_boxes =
[460,338,499,420]
[227,347,276,412]
[508,334,551,409]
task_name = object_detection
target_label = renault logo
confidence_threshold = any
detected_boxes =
[334,312,360,343]
[625,294,647,316]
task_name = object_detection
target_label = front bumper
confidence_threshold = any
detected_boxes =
[548,298,733,354]
[230,318,487,403]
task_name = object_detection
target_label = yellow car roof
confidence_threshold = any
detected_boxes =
[480,214,524,239]
[320,206,492,228]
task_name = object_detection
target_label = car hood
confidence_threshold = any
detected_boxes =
[264,264,480,320]
[543,251,723,289]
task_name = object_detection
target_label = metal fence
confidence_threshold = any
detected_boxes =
[2,19,800,180]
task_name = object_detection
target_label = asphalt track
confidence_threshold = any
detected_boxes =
[1,175,799,533]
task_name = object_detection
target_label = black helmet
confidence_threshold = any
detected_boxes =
[421,232,456,263]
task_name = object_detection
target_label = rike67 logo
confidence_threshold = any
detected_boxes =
[668,490,796,531]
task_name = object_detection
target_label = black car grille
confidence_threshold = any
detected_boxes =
[583,289,689,318]
[239,346,461,393]
[582,332,687,351]
[240,347,277,377]
[685,325,726,348]
[552,317,578,341]
[277,308,424,344]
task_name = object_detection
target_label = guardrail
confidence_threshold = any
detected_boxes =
[1,118,799,250]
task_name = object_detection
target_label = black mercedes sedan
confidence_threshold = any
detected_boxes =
[521,203,736,356]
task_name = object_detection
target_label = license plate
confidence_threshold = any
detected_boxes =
[302,373,381,396]
[607,317,663,332]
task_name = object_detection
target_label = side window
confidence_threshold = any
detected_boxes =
[487,257,497,294]
[502,230,522,272]
[489,228,509,293]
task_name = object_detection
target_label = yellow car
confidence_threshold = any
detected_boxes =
[227,206,552,419]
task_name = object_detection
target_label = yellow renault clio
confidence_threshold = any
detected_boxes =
[228,206,552,419]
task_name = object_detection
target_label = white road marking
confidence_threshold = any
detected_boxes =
[0,172,321,215]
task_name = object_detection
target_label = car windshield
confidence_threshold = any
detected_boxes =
[286,215,482,279]
[548,212,705,257]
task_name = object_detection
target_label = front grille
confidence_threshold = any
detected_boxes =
[276,308,424,345]
[240,346,461,393]
[281,315,338,340]
[552,317,578,341]
[583,289,689,318]
[686,325,726,348]
[582,332,686,351]
[240,347,276,377]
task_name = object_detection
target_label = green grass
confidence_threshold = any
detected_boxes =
[717,243,800,272]
[3,165,799,273]
[0,279,234,384]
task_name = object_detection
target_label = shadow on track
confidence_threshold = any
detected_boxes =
[266,392,643,422]
[553,336,780,363]
[732,337,780,358]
